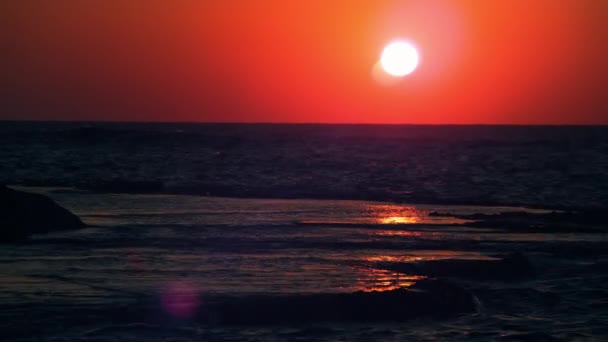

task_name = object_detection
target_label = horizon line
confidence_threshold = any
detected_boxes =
[1,119,608,127]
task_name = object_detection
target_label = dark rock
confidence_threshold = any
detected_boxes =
[447,211,607,233]
[0,186,85,241]
[84,179,164,194]
[198,279,476,324]
[377,253,535,281]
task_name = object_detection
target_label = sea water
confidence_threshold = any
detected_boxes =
[1,122,607,340]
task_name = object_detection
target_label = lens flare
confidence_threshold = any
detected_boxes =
[161,281,200,319]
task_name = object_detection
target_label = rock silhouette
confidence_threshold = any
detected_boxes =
[0,186,85,241]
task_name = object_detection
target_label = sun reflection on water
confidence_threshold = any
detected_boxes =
[365,255,427,263]
[356,267,426,292]
[366,204,423,224]
[372,230,428,237]
[379,216,419,224]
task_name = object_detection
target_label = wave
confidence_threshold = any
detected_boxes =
[4,278,477,328]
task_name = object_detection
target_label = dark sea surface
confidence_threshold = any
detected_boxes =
[1,122,608,341]
[2,122,608,209]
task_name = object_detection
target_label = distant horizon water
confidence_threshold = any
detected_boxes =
[2,119,608,126]
[2,121,607,209]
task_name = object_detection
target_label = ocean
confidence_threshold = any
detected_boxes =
[1,122,607,341]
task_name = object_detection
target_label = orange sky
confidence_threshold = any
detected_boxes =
[2,0,607,124]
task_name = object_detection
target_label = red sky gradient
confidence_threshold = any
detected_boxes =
[2,0,607,124]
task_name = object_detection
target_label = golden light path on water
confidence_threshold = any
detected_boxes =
[378,216,420,224]
[366,204,423,224]
[355,268,426,292]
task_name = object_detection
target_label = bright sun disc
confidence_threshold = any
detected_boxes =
[380,41,419,77]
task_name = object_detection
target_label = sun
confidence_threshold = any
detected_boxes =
[380,40,420,77]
